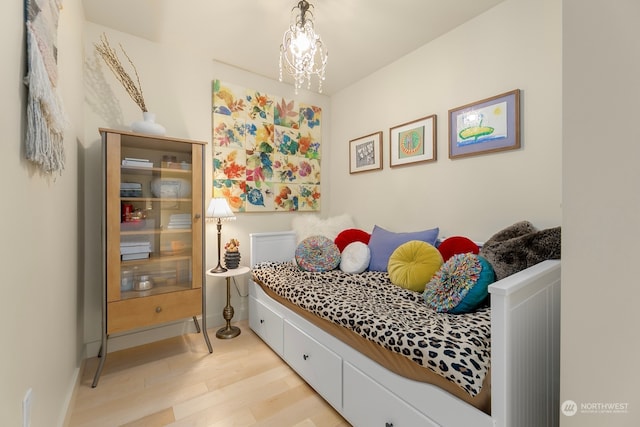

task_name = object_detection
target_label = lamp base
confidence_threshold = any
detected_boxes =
[216,325,241,339]
[209,263,227,273]
[211,219,228,274]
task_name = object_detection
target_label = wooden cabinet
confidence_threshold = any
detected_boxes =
[93,129,211,387]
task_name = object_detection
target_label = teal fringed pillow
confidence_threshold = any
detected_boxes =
[423,253,495,314]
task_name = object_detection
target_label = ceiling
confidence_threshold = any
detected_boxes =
[82,0,505,95]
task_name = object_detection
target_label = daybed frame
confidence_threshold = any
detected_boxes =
[249,231,560,427]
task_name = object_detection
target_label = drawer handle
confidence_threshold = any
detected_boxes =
[155,306,162,313]
[260,319,265,324]
[303,354,309,361]
[385,423,393,427]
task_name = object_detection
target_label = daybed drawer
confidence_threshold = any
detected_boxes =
[249,296,284,355]
[283,321,342,410]
[343,362,437,427]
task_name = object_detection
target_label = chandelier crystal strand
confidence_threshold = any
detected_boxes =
[279,0,328,94]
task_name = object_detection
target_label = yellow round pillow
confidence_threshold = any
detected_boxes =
[388,240,443,292]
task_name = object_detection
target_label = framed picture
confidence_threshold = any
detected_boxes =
[389,115,437,167]
[448,89,521,159]
[349,131,383,174]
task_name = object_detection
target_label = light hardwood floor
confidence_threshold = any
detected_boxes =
[67,321,350,427]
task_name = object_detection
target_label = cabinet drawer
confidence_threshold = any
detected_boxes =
[283,321,342,410]
[343,362,437,427]
[249,296,284,355]
[107,289,201,334]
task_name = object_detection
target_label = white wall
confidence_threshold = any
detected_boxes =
[81,0,566,410]
[561,1,640,426]
[80,0,563,365]
[330,0,562,241]
[0,0,85,426]
[82,23,330,355]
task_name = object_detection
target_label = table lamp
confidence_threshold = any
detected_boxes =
[206,197,236,273]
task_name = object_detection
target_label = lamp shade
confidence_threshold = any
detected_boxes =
[206,197,235,220]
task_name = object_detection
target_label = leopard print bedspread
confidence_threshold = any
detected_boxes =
[252,261,491,396]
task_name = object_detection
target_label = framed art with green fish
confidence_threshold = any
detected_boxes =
[448,89,520,159]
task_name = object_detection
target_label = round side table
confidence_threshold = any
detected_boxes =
[206,265,250,339]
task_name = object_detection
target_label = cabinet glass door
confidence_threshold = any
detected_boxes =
[105,132,203,301]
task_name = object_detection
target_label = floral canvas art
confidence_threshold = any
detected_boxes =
[212,80,322,212]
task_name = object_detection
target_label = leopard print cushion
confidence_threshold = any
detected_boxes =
[252,261,491,396]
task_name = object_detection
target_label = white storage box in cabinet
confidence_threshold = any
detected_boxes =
[249,295,284,356]
[343,361,438,427]
[283,321,342,410]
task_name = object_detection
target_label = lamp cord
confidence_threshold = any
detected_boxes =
[232,276,248,297]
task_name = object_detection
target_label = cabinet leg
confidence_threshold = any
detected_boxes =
[192,316,201,333]
[201,282,213,353]
[203,323,213,353]
[92,335,108,388]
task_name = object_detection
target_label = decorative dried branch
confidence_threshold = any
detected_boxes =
[95,33,147,112]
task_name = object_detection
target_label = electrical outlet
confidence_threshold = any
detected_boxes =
[22,388,32,427]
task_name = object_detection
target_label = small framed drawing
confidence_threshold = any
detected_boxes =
[349,131,383,174]
[389,114,437,167]
[449,89,520,159]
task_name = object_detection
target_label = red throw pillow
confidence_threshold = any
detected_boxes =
[334,228,371,252]
[437,236,479,262]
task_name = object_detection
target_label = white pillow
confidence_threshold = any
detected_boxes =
[292,213,355,243]
[340,241,371,274]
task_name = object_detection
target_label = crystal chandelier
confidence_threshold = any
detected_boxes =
[279,0,328,94]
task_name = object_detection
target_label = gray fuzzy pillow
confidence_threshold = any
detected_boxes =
[483,220,537,243]
[480,222,561,280]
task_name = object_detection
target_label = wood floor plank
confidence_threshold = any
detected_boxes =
[173,370,300,424]
[67,321,350,427]
[199,409,258,427]
[120,408,175,427]
[249,383,316,422]
[249,384,347,427]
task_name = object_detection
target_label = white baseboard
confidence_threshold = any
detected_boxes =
[59,362,82,427]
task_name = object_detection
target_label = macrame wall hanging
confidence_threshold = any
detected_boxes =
[24,0,67,175]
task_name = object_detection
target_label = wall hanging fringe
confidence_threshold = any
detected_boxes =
[24,0,67,175]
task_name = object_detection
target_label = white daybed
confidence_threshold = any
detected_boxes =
[248,231,560,427]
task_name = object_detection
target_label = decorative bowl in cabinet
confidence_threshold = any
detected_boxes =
[150,177,191,198]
